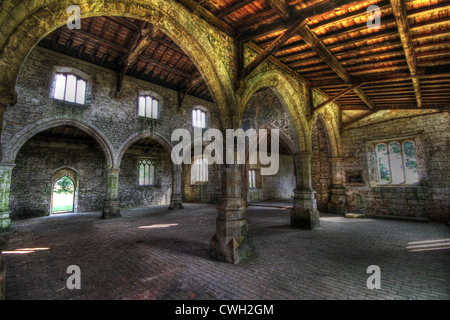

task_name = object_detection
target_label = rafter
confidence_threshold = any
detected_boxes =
[267,0,291,21]
[296,24,375,110]
[177,0,237,36]
[116,25,158,95]
[241,18,308,79]
[238,0,358,41]
[390,0,422,107]
[216,0,256,19]
[314,83,363,111]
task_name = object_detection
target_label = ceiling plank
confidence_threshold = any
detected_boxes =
[216,0,256,19]
[267,0,291,21]
[314,82,363,111]
[238,0,358,41]
[390,0,422,108]
[296,24,375,109]
[177,0,237,36]
[242,18,309,78]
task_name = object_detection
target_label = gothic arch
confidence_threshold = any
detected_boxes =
[0,0,237,127]
[239,70,310,153]
[116,131,173,167]
[4,118,114,168]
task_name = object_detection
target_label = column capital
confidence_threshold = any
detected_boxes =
[106,168,120,175]
[292,151,312,159]
[0,163,16,171]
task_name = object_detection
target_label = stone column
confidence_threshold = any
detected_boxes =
[0,163,15,233]
[328,157,347,214]
[291,152,320,229]
[102,168,121,219]
[169,164,183,210]
[210,163,254,264]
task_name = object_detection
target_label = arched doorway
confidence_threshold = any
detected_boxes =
[9,125,109,219]
[51,169,78,214]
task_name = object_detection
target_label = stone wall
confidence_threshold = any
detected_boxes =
[342,111,450,221]
[10,140,107,218]
[2,46,219,159]
[119,152,172,207]
[3,47,222,217]
[181,163,220,203]
[242,88,296,143]
[311,119,331,213]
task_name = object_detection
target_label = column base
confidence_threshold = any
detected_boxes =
[291,189,320,229]
[210,198,254,264]
[101,200,121,219]
[168,198,183,210]
[328,185,347,215]
[0,213,10,233]
[290,207,320,230]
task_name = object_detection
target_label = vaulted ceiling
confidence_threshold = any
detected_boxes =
[38,0,450,126]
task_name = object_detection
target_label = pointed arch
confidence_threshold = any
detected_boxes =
[239,70,310,153]
[4,118,114,168]
[0,0,237,127]
[116,131,173,167]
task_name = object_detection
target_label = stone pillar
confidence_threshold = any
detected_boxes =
[328,157,347,215]
[102,168,121,219]
[0,163,15,233]
[291,152,320,229]
[210,163,254,264]
[169,164,183,210]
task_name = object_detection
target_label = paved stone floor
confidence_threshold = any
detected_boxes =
[2,203,450,300]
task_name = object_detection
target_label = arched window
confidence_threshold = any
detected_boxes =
[376,143,391,183]
[191,157,208,184]
[138,95,159,119]
[192,109,206,128]
[139,158,155,186]
[375,140,419,184]
[53,73,87,104]
[402,141,419,184]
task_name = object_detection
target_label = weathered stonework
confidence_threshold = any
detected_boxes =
[342,111,450,221]
[0,234,6,300]
[311,118,331,212]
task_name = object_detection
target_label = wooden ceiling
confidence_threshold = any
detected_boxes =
[38,0,450,120]
[39,16,212,101]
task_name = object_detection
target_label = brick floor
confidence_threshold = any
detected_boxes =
[2,203,450,300]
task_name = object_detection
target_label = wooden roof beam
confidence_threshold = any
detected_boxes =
[238,0,357,41]
[216,0,256,19]
[296,24,375,110]
[267,0,291,21]
[177,0,237,36]
[241,18,308,79]
[390,0,422,108]
[314,82,363,111]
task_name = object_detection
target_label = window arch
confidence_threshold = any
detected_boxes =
[192,108,206,128]
[375,140,418,185]
[53,73,87,104]
[138,95,159,119]
[191,157,208,184]
[51,66,90,105]
[139,158,155,186]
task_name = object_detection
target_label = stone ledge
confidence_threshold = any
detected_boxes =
[372,215,429,223]
[345,213,366,219]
